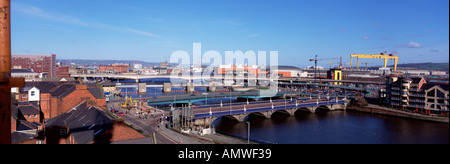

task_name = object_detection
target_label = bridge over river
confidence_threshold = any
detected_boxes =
[171,97,348,129]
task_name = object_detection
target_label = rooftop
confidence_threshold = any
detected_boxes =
[45,101,113,144]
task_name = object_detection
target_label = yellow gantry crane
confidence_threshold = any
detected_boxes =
[350,52,399,71]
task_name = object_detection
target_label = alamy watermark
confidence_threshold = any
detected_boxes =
[169,43,278,97]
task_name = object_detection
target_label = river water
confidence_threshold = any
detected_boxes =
[212,110,449,144]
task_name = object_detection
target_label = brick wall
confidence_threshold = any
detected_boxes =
[39,85,106,120]
[18,93,27,102]
[93,120,145,143]
[59,86,106,114]
[40,93,51,120]
[23,113,40,123]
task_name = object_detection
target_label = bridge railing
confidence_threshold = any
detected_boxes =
[194,100,346,119]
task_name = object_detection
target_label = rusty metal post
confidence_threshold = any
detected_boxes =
[0,0,10,79]
[0,0,11,144]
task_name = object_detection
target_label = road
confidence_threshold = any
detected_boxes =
[108,101,215,144]
[181,98,328,116]
[107,102,177,144]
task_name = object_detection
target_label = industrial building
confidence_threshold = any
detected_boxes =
[327,69,342,85]
[215,65,307,78]
[216,64,260,77]
[98,64,129,73]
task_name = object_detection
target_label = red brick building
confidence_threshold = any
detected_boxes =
[17,104,41,123]
[44,102,145,144]
[217,65,262,77]
[17,81,106,120]
[12,54,56,77]
[55,66,70,78]
[98,64,129,73]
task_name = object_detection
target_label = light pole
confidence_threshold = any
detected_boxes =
[229,87,232,114]
[205,93,208,105]
[246,121,250,144]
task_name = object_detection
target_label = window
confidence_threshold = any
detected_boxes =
[31,91,35,96]
[427,99,435,103]
[427,90,435,97]
[437,90,445,98]
[60,129,67,135]
[22,94,27,98]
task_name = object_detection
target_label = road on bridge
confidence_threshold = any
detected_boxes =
[174,97,336,118]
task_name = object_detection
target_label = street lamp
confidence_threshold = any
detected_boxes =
[202,92,209,105]
[229,87,232,114]
[246,121,250,144]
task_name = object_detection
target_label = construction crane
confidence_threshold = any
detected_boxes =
[309,56,342,83]
[350,52,399,71]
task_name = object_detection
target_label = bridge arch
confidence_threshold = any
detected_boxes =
[272,109,292,116]
[315,105,331,112]
[248,112,270,119]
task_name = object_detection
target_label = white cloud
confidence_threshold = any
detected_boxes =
[407,42,422,48]
[12,2,93,27]
[396,42,422,48]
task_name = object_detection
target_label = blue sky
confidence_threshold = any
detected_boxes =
[11,0,449,68]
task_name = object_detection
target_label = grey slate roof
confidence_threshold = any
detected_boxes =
[45,101,113,144]
[18,105,40,115]
[49,83,76,98]
[87,87,104,99]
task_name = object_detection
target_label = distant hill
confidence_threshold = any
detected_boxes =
[394,62,449,72]
[56,59,161,68]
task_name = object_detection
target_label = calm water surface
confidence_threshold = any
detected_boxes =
[213,110,449,144]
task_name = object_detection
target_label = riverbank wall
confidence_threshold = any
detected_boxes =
[347,104,449,123]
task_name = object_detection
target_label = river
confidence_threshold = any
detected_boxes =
[212,109,449,144]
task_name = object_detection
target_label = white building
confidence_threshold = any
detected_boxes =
[28,87,40,102]
[133,63,142,70]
